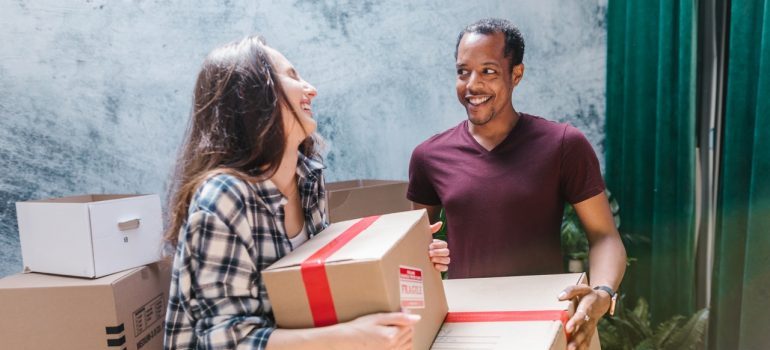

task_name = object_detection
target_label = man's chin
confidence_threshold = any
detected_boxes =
[467,112,494,126]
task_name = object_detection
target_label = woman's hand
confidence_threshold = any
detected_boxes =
[267,312,420,350]
[428,222,450,272]
[341,312,421,350]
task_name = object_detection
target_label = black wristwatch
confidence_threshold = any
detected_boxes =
[593,285,617,316]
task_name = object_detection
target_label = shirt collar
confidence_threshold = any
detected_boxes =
[254,152,324,215]
[297,152,325,182]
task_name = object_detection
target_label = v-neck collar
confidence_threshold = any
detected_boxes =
[462,113,527,154]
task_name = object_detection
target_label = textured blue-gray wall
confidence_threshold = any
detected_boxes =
[0,0,607,277]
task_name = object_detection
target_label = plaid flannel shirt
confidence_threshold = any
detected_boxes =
[164,154,328,350]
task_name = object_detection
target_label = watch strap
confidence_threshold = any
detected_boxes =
[593,285,616,297]
[593,285,617,316]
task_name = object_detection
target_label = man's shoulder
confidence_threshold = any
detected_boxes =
[521,114,596,159]
[414,120,465,153]
[521,113,571,136]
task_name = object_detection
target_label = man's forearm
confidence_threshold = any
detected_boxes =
[587,233,626,290]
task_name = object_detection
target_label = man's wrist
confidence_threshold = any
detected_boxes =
[592,285,617,316]
[592,285,615,297]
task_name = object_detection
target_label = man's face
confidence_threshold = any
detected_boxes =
[455,32,518,126]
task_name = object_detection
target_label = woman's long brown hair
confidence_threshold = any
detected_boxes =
[164,35,317,247]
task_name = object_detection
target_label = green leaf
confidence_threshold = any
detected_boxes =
[631,298,651,329]
[662,309,709,350]
[634,338,656,350]
[651,315,685,347]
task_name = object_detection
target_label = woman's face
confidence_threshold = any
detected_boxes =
[265,46,318,145]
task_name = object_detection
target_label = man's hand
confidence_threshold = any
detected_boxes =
[558,285,611,350]
[427,222,450,272]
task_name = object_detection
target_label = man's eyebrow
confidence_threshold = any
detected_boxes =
[482,61,501,67]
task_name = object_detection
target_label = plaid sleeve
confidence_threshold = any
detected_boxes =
[170,176,275,350]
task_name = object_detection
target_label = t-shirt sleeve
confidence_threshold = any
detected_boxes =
[407,143,441,206]
[560,125,605,204]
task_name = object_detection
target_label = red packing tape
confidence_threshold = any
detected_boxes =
[444,310,572,339]
[300,215,380,327]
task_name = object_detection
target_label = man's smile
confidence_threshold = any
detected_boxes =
[466,95,492,106]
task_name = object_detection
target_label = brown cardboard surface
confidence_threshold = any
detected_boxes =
[0,260,171,350]
[263,209,448,350]
[327,179,411,223]
[432,274,601,350]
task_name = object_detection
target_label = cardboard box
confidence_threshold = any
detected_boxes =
[431,273,601,350]
[0,260,172,350]
[263,209,448,350]
[327,179,411,223]
[16,194,163,278]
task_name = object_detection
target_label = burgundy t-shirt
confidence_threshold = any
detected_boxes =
[408,113,605,278]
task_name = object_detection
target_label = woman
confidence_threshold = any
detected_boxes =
[163,35,449,350]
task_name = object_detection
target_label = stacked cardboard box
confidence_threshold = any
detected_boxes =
[0,194,169,350]
[15,194,164,277]
[0,261,171,350]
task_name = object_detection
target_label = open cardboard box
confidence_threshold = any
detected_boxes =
[16,194,163,278]
[327,179,411,223]
[432,273,601,350]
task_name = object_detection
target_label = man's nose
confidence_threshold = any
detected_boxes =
[467,71,482,90]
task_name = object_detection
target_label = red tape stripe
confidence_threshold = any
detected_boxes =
[444,310,571,339]
[300,216,380,327]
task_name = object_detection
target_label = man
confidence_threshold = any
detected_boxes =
[408,18,626,350]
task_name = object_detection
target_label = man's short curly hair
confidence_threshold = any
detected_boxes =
[455,18,525,72]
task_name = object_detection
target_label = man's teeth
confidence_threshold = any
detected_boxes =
[301,103,311,111]
[468,96,491,105]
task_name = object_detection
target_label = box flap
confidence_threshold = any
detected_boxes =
[21,194,152,204]
[265,210,427,271]
[0,267,143,290]
[443,273,584,312]
[326,179,403,192]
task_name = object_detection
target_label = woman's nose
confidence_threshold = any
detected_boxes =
[304,81,317,98]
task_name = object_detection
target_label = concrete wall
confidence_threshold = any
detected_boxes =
[0,0,607,276]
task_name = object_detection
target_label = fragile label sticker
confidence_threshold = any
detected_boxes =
[399,266,425,309]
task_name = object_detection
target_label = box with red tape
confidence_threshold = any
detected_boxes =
[431,273,601,350]
[263,209,447,350]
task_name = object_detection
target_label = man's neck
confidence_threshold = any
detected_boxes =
[468,105,520,151]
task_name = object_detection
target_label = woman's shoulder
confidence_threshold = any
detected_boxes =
[191,172,255,212]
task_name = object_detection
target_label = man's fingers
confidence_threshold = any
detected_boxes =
[429,247,450,257]
[430,239,448,249]
[567,321,593,350]
[431,256,450,265]
[566,308,591,333]
[434,263,448,272]
[429,222,443,234]
[558,284,593,301]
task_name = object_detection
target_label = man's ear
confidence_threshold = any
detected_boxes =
[511,63,525,87]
